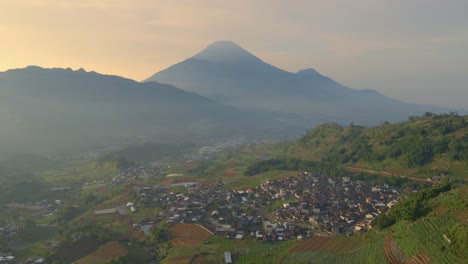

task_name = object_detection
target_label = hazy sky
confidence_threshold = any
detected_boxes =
[1,0,467,109]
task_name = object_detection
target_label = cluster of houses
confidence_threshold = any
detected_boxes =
[253,173,400,234]
[132,171,402,239]
[0,224,18,241]
[0,225,18,263]
[136,181,311,240]
[0,254,17,263]
[111,165,162,184]
[7,199,64,218]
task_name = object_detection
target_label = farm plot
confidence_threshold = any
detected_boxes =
[168,224,213,246]
[289,235,364,253]
[284,232,387,264]
[233,240,296,264]
[391,213,465,263]
[76,241,128,264]
[176,236,298,264]
[49,239,101,263]
[12,225,58,251]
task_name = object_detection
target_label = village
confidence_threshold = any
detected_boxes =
[123,170,402,242]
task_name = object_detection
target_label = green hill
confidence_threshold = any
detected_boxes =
[249,113,468,181]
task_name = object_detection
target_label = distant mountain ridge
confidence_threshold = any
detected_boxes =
[146,41,451,126]
[0,66,279,155]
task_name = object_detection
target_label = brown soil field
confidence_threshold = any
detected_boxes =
[51,239,101,263]
[168,224,213,246]
[222,168,238,177]
[76,241,128,264]
[289,235,363,253]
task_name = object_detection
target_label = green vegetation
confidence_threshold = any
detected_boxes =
[282,113,468,180]
[350,173,427,189]
[375,179,452,229]
[148,222,171,261]
[0,165,48,204]
[392,214,465,263]
[164,236,297,264]
[12,225,58,251]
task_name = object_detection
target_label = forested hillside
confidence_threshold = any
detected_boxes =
[247,113,468,180]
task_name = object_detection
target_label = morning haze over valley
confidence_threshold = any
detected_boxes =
[0,1,467,264]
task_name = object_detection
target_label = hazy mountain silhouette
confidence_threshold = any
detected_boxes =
[146,41,450,125]
[0,66,278,156]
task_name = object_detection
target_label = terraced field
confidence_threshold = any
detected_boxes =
[283,232,386,264]
[233,240,296,264]
[164,236,297,264]
[289,235,364,253]
[391,213,466,263]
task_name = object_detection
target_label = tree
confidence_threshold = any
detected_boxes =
[375,213,395,230]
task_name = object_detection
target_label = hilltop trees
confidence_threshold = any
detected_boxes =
[375,179,453,229]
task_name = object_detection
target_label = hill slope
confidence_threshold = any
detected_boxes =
[241,114,468,181]
[0,66,275,156]
[146,41,450,127]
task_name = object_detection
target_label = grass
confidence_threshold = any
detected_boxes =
[16,243,54,259]
[169,185,188,193]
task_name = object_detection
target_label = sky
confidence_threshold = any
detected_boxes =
[1,0,467,109]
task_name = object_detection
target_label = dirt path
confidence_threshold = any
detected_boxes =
[346,167,432,183]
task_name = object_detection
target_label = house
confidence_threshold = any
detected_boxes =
[215,224,235,234]
[34,258,45,263]
[255,231,263,239]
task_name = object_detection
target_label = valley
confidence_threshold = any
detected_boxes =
[0,114,466,263]
[2,2,467,263]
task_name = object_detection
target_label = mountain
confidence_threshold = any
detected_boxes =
[146,41,452,126]
[0,66,277,156]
